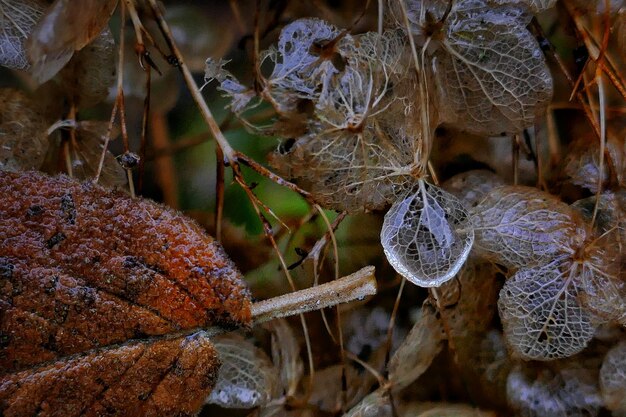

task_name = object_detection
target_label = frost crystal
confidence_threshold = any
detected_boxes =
[204,57,254,114]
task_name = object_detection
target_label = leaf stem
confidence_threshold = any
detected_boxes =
[251,266,378,325]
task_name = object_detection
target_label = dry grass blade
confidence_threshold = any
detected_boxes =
[251,266,377,325]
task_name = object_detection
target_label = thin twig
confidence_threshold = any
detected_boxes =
[215,145,225,242]
[512,134,520,186]
[139,59,151,194]
[150,112,179,208]
[147,0,236,163]
[591,73,606,227]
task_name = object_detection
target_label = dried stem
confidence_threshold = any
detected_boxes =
[512,134,520,186]
[150,112,179,208]
[252,266,377,324]
[215,145,225,242]
[591,73,606,227]
[138,56,151,194]
[146,0,236,163]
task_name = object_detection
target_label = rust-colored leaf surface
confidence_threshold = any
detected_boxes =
[0,170,251,416]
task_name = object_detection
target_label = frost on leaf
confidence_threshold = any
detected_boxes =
[498,261,595,361]
[1,331,222,417]
[600,341,626,416]
[470,186,587,269]
[381,181,474,287]
[0,88,49,172]
[207,333,279,409]
[433,0,553,135]
[0,171,252,416]
[507,363,602,417]
[388,304,444,390]
[0,0,46,70]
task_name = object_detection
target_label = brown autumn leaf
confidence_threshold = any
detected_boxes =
[26,0,118,83]
[0,170,251,416]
